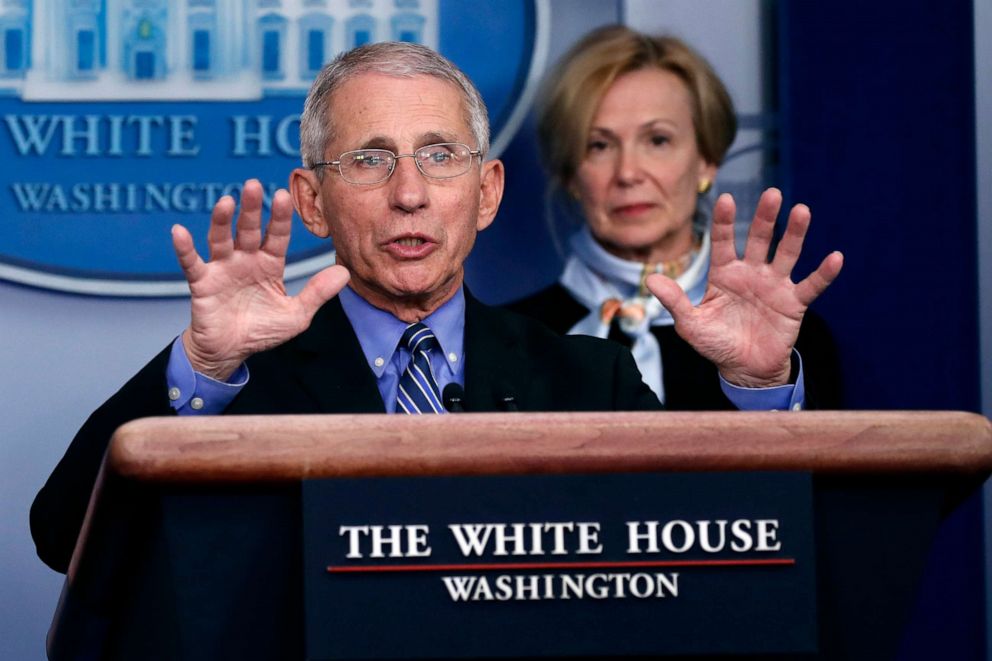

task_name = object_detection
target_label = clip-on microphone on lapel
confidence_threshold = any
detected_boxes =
[496,382,519,412]
[442,383,466,413]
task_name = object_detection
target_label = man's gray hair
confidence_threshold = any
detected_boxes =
[299,41,490,170]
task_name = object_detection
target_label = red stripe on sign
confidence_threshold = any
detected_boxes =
[326,558,796,573]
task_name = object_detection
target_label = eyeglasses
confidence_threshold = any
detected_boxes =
[312,143,482,185]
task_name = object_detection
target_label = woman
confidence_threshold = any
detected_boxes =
[509,26,840,409]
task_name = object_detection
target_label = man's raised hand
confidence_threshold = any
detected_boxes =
[646,188,843,388]
[171,179,349,380]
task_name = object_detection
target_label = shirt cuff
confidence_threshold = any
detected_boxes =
[719,350,806,411]
[166,335,248,415]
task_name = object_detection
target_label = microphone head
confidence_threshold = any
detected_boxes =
[496,382,519,412]
[442,382,466,413]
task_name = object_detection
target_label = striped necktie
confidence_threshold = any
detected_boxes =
[396,323,446,414]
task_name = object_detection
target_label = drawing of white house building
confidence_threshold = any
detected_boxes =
[0,0,437,100]
[0,1,30,82]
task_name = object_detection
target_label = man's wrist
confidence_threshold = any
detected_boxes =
[182,328,244,382]
[719,350,806,411]
[168,335,248,415]
[718,360,792,389]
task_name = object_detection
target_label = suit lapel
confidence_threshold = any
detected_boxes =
[463,290,536,412]
[292,297,386,414]
[286,291,540,414]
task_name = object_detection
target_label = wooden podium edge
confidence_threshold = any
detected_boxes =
[106,410,992,482]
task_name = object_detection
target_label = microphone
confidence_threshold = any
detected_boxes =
[496,383,519,412]
[443,383,466,413]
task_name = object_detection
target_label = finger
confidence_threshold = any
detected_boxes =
[261,188,295,258]
[296,265,351,317]
[171,224,207,283]
[709,193,738,267]
[794,251,844,306]
[207,195,236,260]
[645,273,695,324]
[234,179,264,252]
[771,203,811,277]
[742,188,782,264]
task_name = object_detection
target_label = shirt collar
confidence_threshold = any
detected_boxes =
[338,285,465,377]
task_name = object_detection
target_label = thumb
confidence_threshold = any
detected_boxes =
[645,273,694,323]
[297,265,350,317]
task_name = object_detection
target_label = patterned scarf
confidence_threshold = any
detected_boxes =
[559,226,710,403]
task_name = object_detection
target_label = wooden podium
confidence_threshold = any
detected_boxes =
[49,411,992,660]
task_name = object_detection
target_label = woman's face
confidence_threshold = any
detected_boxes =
[572,67,717,263]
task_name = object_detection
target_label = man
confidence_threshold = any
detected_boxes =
[32,42,841,574]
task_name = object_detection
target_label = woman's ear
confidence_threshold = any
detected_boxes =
[566,174,583,200]
[290,168,330,238]
[698,161,718,195]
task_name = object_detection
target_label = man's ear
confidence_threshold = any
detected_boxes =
[476,159,505,232]
[290,168,331,238]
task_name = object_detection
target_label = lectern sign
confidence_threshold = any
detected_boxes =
[303,472,816,659]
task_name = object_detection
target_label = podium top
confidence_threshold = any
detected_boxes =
[107,411,992,483]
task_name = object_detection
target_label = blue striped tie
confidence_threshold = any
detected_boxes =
[396,323,446,414]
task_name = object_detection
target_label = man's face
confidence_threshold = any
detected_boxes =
[297,73,503,318]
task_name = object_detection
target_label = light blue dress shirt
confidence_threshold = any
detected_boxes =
[337,285,465,412]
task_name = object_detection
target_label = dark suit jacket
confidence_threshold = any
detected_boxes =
[32,291,660,574]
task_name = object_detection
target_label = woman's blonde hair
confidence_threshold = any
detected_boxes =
[537,25,737,189]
